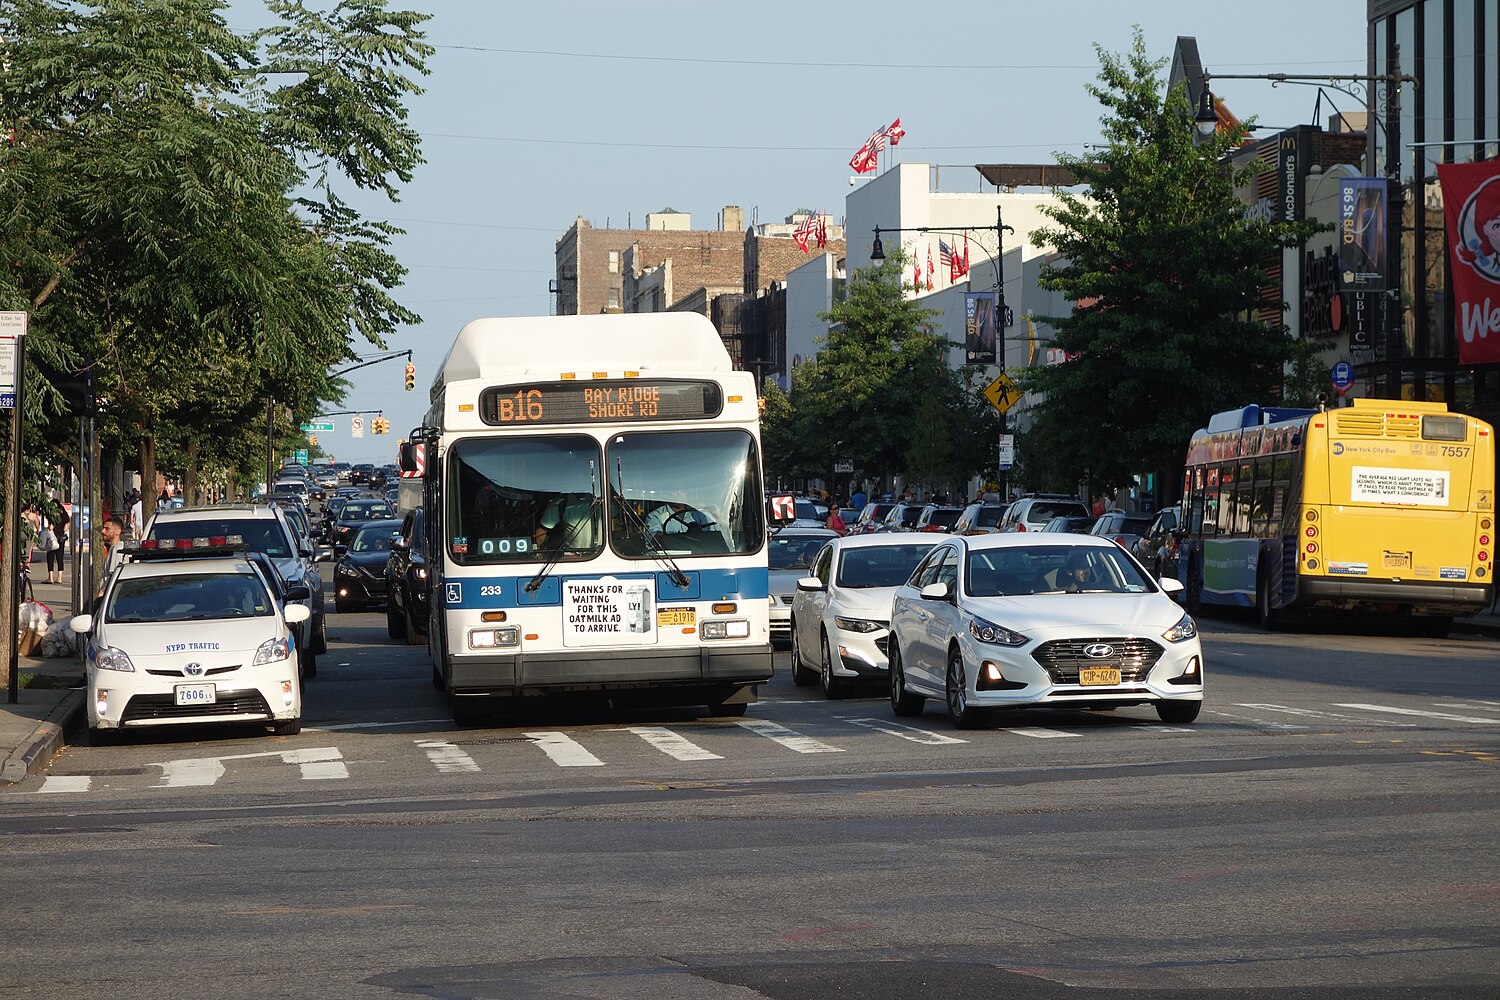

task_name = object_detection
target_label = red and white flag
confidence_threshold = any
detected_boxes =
[961,232,970,277]
[849,117,905,174]
[926,245,935,291]
[815,214,828,249]
[1438,161,1500,364]
[912,259,921,290]
[792,212,817,253]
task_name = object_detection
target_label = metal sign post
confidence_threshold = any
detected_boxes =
[3,312,29,704]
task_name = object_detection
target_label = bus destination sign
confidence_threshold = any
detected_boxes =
[481,379,722,426]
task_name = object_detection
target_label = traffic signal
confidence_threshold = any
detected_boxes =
[372,416,389,435]
[308,434,318,447]
[404,362,416,391]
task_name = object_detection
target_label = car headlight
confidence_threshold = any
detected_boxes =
[415,566,428,580]
[969,616,1029,646]
[1162,613,1198,643]
[254,635,294,665]
[336,563,359,577]
[92,645,135,672]
[834,616,881,633]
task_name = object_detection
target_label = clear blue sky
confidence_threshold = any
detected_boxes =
[231,1,1367,463]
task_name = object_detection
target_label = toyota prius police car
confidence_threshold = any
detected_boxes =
[71,541,311,741]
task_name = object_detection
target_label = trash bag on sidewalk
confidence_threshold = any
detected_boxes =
[39,618,79,658]
[18,599,52,633]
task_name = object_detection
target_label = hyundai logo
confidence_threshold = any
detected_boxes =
[1082,643,1115,659]
[183,662,205,677]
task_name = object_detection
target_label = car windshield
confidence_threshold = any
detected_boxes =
[768,534,828,570]
[341,502,395,521]
[351,521,401,553]
[837,543,935,588]
[106,572,273,622]
[965,545,1155,597]
[146,518,292,559]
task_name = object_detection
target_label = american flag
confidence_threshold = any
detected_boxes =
[849,117,905,174]
[792,212,817,253]
[939,239,958,280]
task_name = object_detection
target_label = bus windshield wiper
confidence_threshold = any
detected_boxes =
[614,454,690,589]
[525,465,602,593]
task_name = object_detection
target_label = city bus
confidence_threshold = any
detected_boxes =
[402,313,773,723]
[1175,399,1494,632]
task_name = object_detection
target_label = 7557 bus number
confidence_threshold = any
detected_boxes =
[1437,445,1470,457]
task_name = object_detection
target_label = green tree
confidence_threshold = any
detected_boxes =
[1019,29,1318,500]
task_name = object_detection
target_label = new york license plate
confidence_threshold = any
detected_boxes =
[1078,667,1121,686]
[174,683,217,706]
[657,607,695,627]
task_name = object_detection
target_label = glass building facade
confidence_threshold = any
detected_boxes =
[1366,0,1499,424]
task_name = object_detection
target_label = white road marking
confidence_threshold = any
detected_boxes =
[1235,703,1414,727]
[157,757,226,787]
[279,746,349,780]
[1002,727,1080,739]
[621,727,722,761]
[1217,651,1247,656]
[836,717,968,745]
[309,719,452,732]
[524,731,605,767]
[1130,725,1195,734]
[154,746,348,786]
[1334,704,1500,725]
[1205,709,1308,730]
[1433,701,1500,710]
[37,775,91,793]
[415,739,482,773]
[733,718,845,754]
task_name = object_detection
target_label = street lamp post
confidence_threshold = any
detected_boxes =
[869,207,1016,496]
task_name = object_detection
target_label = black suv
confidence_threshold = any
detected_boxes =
[385,508,429,648]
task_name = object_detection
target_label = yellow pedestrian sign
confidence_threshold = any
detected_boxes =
[982,372,1021,415]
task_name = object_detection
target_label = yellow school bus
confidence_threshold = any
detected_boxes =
[1177,399,1494,631]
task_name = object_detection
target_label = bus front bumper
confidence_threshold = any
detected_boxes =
[1298,577,1493,614]
[450,643,774,696]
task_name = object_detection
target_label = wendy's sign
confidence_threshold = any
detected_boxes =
[1437,161,1500,364]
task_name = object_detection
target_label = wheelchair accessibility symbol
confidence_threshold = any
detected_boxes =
[445,582,462,605]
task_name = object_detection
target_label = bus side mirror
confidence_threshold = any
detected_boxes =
[768,494,796,527]
[398,442,419,474]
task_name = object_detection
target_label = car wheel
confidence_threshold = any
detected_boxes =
[789,620,816,686]
[820,632,849,700]
[273,717,302,736]
[312,612,328,654]
[1156,699,1202,724]
[300,639,317,679]
[945,650,987,729]
[387,596,407,640]
[404,598,424,646]
[889,642,924,717]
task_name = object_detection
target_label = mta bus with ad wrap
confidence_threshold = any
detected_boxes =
[1176,399,1494,632]
[404,313,773,723]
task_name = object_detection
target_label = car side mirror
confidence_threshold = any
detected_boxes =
[284,585,312,602]
[391,538,409,552]
[334,544,348,556]
[284,604,312,625]
[314,546,335,562]
[920,582,951,601]
[68,614,94,634]
[795,576,824,592]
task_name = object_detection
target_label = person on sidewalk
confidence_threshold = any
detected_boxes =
[44,503,67,585]
[94,515,125,606]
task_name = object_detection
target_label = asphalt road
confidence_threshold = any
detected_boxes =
[3,601,1497,1000]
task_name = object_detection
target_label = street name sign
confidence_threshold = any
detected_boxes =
[0,311,28,409]
[981,372,1021,415]
[300,420,335,433]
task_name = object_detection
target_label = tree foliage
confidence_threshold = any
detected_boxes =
[1018,29,1318,497]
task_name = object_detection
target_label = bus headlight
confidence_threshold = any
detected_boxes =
[469,627,519,649]
[701,619,750,640]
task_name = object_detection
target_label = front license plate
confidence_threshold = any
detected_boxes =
[174,683,217,707]
[1078,667,1121,686]
[657,607,695,627]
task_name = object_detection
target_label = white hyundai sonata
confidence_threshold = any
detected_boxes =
[887,534,1203,728]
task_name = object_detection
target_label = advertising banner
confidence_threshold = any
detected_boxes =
[1436,161,1500,365]
[964,291,997,365]
[1338,178,1388,291]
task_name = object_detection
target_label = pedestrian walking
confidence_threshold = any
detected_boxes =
[95,515,125,605]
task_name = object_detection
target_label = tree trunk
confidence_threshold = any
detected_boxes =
[182,439,199,503]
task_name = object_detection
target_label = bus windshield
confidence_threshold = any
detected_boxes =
[609,429,764,558]
[447,435,603,564]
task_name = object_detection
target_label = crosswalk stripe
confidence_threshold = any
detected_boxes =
[733,718,845,754]
[524,731,605,767]
[1433,701,1500,711]
[157,757,226,787]
[1130,725,1195,734]
[1333,704,1500,725]
[1003,727,1079,739]
[837,717,968,745]
[416,739,481,773]
[1235,703,1414,727]
[37,775,91,793]
[1205,709,1308,730]
[622,727,722,761]
[279,747,348,780]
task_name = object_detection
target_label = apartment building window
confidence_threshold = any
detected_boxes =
[607,287,620,309]
[608,250,619,274]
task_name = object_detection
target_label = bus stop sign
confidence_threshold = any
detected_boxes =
[1331,361,1353,395]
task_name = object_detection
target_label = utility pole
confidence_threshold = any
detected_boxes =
[995,204,1010,501]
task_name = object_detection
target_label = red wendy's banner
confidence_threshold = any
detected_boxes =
[1437,160,1500,364]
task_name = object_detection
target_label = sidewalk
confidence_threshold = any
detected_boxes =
[0,562,85,787]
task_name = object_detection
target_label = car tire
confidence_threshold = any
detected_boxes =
[889,642,924,717]
[1155,699,1202,724]
[301,640,317,679]
[432,658,445,691]
[820,632,849,700]
[312,612,328,654]
[945,650,988,729]
[387,597,407,640]
[789,620,816,686]
[405,599,424,646]
[274,717,302,736]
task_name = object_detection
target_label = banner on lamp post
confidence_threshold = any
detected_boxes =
[1338,178,1388,292]
[1437,161,1500,365]
[964,291,997,365]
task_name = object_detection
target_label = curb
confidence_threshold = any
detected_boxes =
[0,689,86,786]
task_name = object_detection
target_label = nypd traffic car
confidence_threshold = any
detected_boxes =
[71,547,311,741]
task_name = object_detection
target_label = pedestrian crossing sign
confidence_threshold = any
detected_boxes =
[982,372,1021,415]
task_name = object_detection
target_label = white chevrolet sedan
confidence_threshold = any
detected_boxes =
[888,535,1203,728]
[72,551,311,742]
